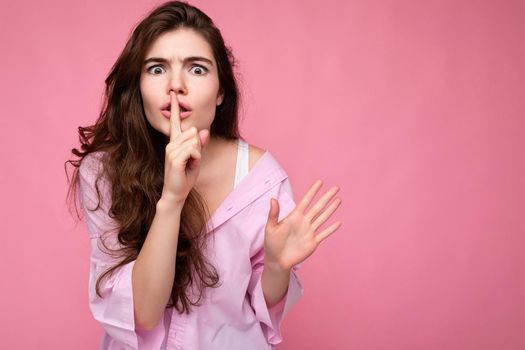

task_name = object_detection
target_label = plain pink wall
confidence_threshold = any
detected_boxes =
[1,0,523,349]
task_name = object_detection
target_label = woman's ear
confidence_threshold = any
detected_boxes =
[216,93,224,106]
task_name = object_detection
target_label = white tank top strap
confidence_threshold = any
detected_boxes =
[234,138,249,188]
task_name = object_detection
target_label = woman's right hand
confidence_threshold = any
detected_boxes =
[161,91,209,204]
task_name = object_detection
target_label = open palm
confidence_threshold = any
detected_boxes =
[264,180,343,270]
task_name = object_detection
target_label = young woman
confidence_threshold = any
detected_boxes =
[66,1,342,349]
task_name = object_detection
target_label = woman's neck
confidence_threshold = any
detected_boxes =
[195,136,236,187]
[201,136,226,164]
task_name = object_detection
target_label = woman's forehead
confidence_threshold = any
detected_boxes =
[145,28,214,62]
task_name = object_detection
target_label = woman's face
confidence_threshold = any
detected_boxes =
[140,28,223,137]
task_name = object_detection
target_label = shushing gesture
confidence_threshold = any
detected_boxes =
[161,91,209,204]
[264,180,342,270]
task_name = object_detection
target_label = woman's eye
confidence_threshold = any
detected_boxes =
[190,65,208,75]
[147,65,165,74]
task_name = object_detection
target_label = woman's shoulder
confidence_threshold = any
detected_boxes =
[244,141,290,179]
[78,151,109,183]
[79,150,105,168]
[238,139,290,173]
[247,142,266,171]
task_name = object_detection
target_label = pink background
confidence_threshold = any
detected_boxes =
[1,0,524,349]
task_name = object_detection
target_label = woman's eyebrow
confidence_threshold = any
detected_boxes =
[143,56,214,66]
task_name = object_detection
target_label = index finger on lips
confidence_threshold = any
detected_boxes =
[170,91,181,142]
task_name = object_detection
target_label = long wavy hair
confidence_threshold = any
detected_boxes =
[65,0,242,314]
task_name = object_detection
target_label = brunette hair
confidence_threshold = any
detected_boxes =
[65,0,242,314]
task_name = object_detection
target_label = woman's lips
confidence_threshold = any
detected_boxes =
[160,101,192,119]
[161,109,192,119]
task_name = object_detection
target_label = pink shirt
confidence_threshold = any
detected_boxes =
[78,149,304,350]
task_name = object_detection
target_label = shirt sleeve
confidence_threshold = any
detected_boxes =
[247,177,305,345]
[78,154,166,350]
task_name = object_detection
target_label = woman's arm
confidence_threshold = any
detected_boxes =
[261,260,291,307]
[131,197,184,330]
[133,95,210,330]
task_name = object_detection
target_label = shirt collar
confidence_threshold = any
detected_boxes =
[205,151,288,233]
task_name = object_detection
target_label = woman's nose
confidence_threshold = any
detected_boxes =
[168,72,187,95]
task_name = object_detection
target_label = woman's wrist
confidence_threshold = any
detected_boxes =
[264,257,292,273]
[261,259,291,308]
[157,195,185,213]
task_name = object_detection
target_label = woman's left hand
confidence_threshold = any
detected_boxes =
[264,179,343,271]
